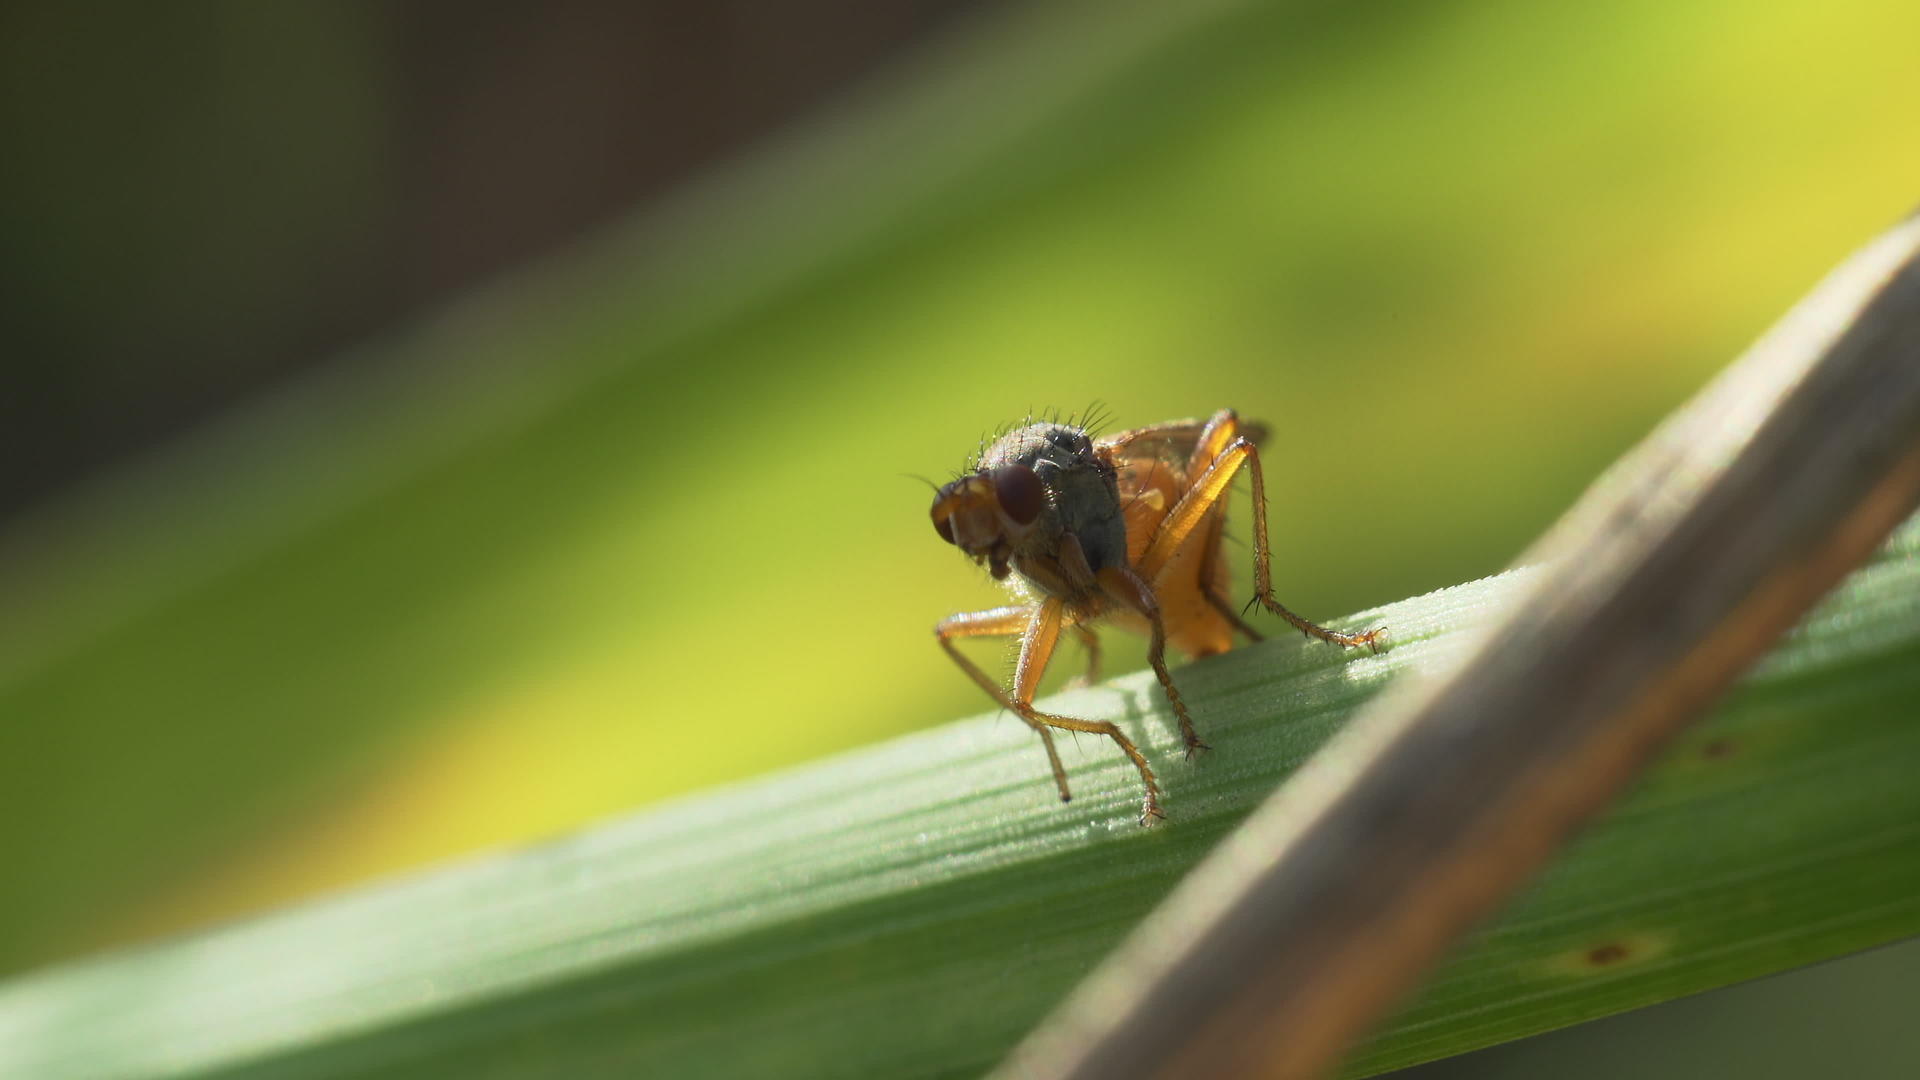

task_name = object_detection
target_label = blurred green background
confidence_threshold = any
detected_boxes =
[2,0,1917,1072]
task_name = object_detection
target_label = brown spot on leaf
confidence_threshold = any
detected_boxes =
[1587,943,1630,966]
[1701,737,1737,760]
[1541,931,1671,978]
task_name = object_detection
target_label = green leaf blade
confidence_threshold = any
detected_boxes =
[3,523,1917,1079]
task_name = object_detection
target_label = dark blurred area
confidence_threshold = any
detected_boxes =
[0,0,979,526]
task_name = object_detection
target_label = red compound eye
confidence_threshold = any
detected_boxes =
[992,464,1045,525]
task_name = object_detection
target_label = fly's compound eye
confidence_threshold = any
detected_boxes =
[992,463,1046,526]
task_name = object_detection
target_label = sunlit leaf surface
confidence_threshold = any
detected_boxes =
[2,519,1914,1079]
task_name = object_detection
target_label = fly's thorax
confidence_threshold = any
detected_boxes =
[979,423,1129,586]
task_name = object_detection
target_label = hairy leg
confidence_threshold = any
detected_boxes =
[1139,420,1383,650]
[1066,622,1103,688]
[936,605,1068,801]
[937,600,1164,821]
[1098,563,1207,756]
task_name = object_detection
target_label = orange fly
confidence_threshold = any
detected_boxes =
[930,408,1383,823]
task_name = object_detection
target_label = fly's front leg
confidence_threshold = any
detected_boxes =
[937,602,1163,821]
[937,605,1069,802]
[1140,421,1384,652]
[1017,598,1163,823]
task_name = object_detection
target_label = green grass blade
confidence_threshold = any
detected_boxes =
[2,518,1916,1080]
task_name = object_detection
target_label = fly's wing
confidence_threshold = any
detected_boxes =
[1098,415,1270,556]
[1098,414,1270,590]
[1096,416,1270,468]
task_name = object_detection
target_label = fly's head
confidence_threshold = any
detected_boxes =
[930,423,1124,585]
[929,460,1046,581]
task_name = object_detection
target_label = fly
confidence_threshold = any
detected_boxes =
[930,408,1383,823]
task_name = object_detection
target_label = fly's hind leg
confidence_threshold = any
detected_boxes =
[1141,409,1384,652]
[1098,563,1208,759]
[1194,501,1266,645]
[1132,411,1264,644]
[941,598,1163,823]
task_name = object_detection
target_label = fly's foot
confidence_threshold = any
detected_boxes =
[1249,592,1388,655]
[1333,625,1388,654]
[1139,795,1166,826]
[1183,733,1212,760]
